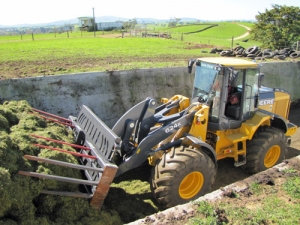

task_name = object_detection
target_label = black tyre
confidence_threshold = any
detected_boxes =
[247,54,256,59]
[210,48,217,53]
[245,46,258,55]
[235,48,245,55]
[255,50,262,56]
[263,52,274,59]
[220,50,233,56]
[290,51,300,58]
[244,127,287,174]
[274,55,286,60]
[150,145,216,208]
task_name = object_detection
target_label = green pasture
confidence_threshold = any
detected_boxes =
[0,37,208,62]
[0,22,258,62]
[187,22,247,38]
[147,22,252,39]
[163,24,216,33]
[0,22,262,77]
[0,35,258,62]
[146,22,259,48]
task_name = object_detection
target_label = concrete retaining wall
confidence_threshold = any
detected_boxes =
[260,61,300,104]
[0,61,299,127]
[0,67,194,127]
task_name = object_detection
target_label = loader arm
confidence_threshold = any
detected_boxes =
[116,108,196,176]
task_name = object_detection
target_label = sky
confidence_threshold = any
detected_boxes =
[1,0,300,26]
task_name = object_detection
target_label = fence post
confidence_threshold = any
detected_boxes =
[21,34,22,40]
[32,33,34,41]
[297,41,300,51]
[67,31,69,38]
[181,33,183,41]
[231,36,234,49]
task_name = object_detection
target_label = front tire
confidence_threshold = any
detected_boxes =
[150,145,216,208]
[244,126,287,174]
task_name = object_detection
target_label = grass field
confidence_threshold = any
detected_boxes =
[160,22,247,38]
[0,22,260,79]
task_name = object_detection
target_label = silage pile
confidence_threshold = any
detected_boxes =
[0,100,122,225]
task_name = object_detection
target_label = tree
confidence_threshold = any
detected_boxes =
[123,19,137,29]
[168,17,181,27]
[251,5,300,49]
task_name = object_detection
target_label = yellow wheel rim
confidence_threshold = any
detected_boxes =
[264,145,281,168]
[179,171,204,199]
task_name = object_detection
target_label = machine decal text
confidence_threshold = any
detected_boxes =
[259,99,274,105]
[165,122,182,133]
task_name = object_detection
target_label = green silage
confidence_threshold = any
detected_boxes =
[0,100,123,225]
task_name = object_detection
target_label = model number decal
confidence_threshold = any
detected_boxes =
[165,122,182,133]
[259,99,274,105]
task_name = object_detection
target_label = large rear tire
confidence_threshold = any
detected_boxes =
[150,145,217,208]
[244,126,287,174]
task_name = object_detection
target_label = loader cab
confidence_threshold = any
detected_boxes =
[188,57,260,130]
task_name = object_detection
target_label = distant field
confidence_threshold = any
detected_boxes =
[163,24,216,33]
[0,22,261,79]
[145,22,259,48]
[188,22,248,38]
[147,22,253,39]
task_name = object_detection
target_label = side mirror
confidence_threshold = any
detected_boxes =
[187,59,195,74]
[257,73,265,88]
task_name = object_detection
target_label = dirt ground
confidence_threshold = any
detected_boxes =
[0,56,190,79]
[127,107,300,224]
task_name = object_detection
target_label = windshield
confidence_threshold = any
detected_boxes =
[192,62,220,103]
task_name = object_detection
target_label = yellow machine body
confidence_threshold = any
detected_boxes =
[154,57,297,166]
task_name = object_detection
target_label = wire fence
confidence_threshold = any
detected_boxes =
[0,30,125,41]
[0,28,244,41]
[1,30,299,50]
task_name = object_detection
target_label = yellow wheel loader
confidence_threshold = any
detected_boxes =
[20,57,297,210]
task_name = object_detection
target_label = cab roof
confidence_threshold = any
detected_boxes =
[198,57,258,69]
